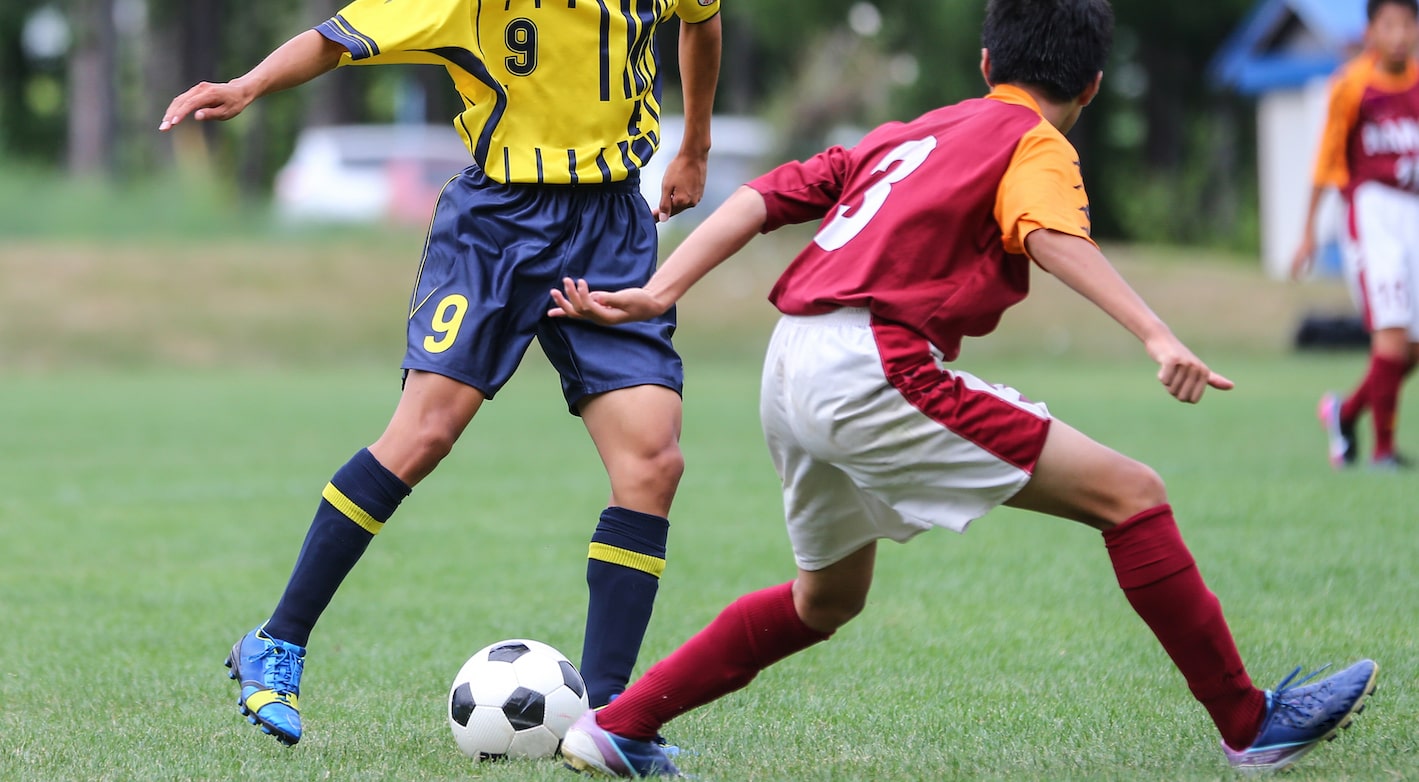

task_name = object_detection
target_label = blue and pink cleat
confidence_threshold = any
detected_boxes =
[1316,392,1358,469]
[561,709,681,777]
[1222,659,1378,772]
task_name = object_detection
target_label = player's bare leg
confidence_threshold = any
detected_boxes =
[792,541,876,633]
[1007,419,1375,770]
[580,385,684,517]
[369,369,487,484]
[577,384,687,708]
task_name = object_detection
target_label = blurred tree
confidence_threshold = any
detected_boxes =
[728,0,1259,247]
[301,0,363,128]
[67,0,118,176]
[0,0,1265,248]
[0,0,63,161]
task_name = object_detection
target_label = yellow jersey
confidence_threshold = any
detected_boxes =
[316,0,721,185]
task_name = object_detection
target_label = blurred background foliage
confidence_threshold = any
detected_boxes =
[0,0,1259,248]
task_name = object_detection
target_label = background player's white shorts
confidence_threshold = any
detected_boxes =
[1344,182,1419,338]
[760,309,1053,572]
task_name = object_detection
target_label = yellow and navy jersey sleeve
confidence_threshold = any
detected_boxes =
[677,0,720,24]
[316,0,715,185]
[1311,55,1371,190]
[995,120,1095,256]
[317,0,467,66]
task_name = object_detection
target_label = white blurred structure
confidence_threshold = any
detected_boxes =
[274,118,776,228]
[1210,0,1367,279]
[274,124,470,225]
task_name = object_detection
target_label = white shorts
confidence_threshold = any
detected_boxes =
[760,309,1053,572]
[1344,182,1419,338]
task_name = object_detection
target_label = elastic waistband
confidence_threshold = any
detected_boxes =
[780,308,872,328]
[466,163,642,194]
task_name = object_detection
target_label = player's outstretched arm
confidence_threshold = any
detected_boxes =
[656,14,723,221]
[550,185,766,324]
[1025,228,1234,404]
[159,30,345,131]
[1289,185,1327,280]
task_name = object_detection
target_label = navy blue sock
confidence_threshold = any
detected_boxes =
[581,506,669,707]
[263,449,410,647]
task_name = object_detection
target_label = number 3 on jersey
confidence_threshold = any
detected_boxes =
[814,136,938,251]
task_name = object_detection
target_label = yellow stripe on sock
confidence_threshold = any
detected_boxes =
[588,542,666,578]
[245,688,299,713]
[321,482,385,535]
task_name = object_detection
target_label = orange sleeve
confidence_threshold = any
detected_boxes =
[995,119,1095,257]
[1312,60,1368,190]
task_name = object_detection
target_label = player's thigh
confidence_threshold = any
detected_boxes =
[579,384,684,469]
[403,170,571,396]
[1004,418,1166,530]
[1352,183,1416,334]
[764,312,1042,566]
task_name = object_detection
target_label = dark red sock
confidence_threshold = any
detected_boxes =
[596,581,831,741]
[1368,355,1408,459]
[1339,368,1372,423]
[1102,505,1265,750]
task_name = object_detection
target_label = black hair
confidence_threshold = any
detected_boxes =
[981,0,1115,103]
[1369,0,1419,22]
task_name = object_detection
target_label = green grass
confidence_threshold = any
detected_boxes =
[1,350,1414,781]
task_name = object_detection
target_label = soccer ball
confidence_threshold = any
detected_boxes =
[447,638,590,761]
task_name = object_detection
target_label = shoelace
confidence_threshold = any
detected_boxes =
[255,642,304,695]
[1268,664,1334,727]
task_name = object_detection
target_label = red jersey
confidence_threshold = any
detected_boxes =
[1312,52,1419,197]
[749,85,1094,361]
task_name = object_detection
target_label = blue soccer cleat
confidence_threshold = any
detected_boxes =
[1317,392,1358,469]
[561,709,681,777]
[1222,659,1377,772]
[225,626,306,746]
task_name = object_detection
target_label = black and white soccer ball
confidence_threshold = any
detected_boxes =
[447,638,590,761]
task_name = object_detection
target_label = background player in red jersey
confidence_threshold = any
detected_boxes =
[1293,0,1419,470]
[547,0,1377,776]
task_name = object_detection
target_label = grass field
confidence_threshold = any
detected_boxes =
[1,234,1414,781]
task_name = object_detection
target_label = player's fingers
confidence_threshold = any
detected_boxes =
[1207,371,1235,391]
[561,277,593,310]
[548,288,580,318]
[160,83,216,129]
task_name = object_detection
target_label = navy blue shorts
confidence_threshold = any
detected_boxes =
[402,166,682,414]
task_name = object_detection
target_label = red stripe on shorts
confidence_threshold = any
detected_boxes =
[1348,199,1374,332]
[871,318,1049,473]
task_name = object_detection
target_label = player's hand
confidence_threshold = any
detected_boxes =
[1289,235,1316,280]
[159,80,256,131]
[655,151,707,222]
[548,277,668,325]
[1146,335,1234,404]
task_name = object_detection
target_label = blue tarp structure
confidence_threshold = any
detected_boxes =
[1210,0,1368,94]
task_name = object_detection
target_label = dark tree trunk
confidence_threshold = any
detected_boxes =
[67,0,119,176]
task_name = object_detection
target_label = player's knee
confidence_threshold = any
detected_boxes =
[1097,459,1168,529]
[794,585,866,632]
[404,423,460,468]
[627,441,685,496]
